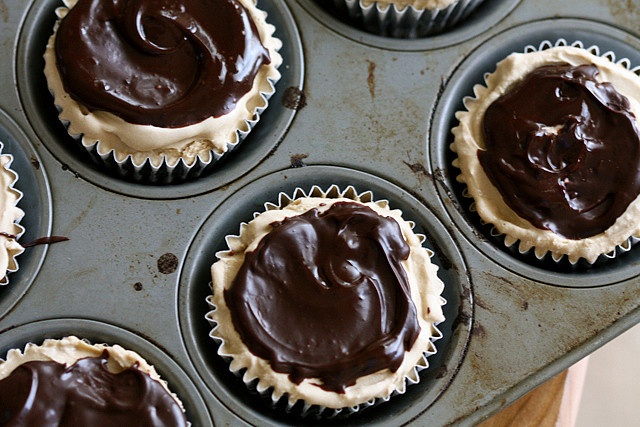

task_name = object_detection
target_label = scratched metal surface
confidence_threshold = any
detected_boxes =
[0,0,639,425]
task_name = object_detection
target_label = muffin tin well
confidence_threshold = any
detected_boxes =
[0,108,51,318]
[298,0,522,50]
[0,0,638,425]
[430,18,640,287]
[178,166,472,425]
[16,0,304,199]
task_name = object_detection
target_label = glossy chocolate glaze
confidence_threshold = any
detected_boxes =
[54,0,271,127]
[480,64,640,239]
[0,232,16,240]
[224,202,420,393]
[0,351,187,426]
[0,233,69,248]
[20,236,70,248]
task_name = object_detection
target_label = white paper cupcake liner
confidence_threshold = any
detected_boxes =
[205,184,446,417]
[0,142,25,285]
[47,0,282,185]
[334,0,485,38]
[59,84,278,185]
[467,196,640,266]
[452,39,640,266]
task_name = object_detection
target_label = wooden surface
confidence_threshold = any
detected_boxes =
[478,358,589,427]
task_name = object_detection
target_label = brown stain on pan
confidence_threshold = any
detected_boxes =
[472,322,487,339]
[366,60,376,99]
[281,87,307,110]
[433,167,489,243]
[0,1,8,22]
[403,160,431,178]
[290,153,308,168]
[607,0,640,29]
[157,253,178,274]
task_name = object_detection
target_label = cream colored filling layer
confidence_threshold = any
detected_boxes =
[0,154,24,284]
[360,0,459,11]
[44,0,282,168]
[209,196,446,409]
[452,46,640,263]
[0,336,184,411]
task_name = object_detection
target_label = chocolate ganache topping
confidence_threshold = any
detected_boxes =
[224,202,421,393]
[0,351,187,426]
[480,64,640,239]
[54,0,271,127]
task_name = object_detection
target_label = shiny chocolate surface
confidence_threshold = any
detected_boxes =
[224,202,421,393]
[480,64,640,239]
[0,351,187,426]
[54,0,271,127]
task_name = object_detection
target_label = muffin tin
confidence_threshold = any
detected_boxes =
[1,0,639,425]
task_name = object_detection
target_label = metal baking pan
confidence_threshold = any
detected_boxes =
[0,0,638,425]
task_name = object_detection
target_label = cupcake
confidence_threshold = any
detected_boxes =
[207,185,446,414]
[0,336,188,425]
[333,0,485,38]
[44,0,282,183]
[451,42,640,264]
[0,148,24,285]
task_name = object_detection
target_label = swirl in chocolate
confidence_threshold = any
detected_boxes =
[224,202,420,393]
[54,0,271,127]
[480,64,640,239]
[0,350,186,426]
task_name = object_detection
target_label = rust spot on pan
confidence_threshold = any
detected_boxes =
[403,160,430,178]
[290,153,308,168]
[472,322,487,339]
[157,253,178,274]
[366,60,376,99]
[281,87,307,111]
[472,292,491,312]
